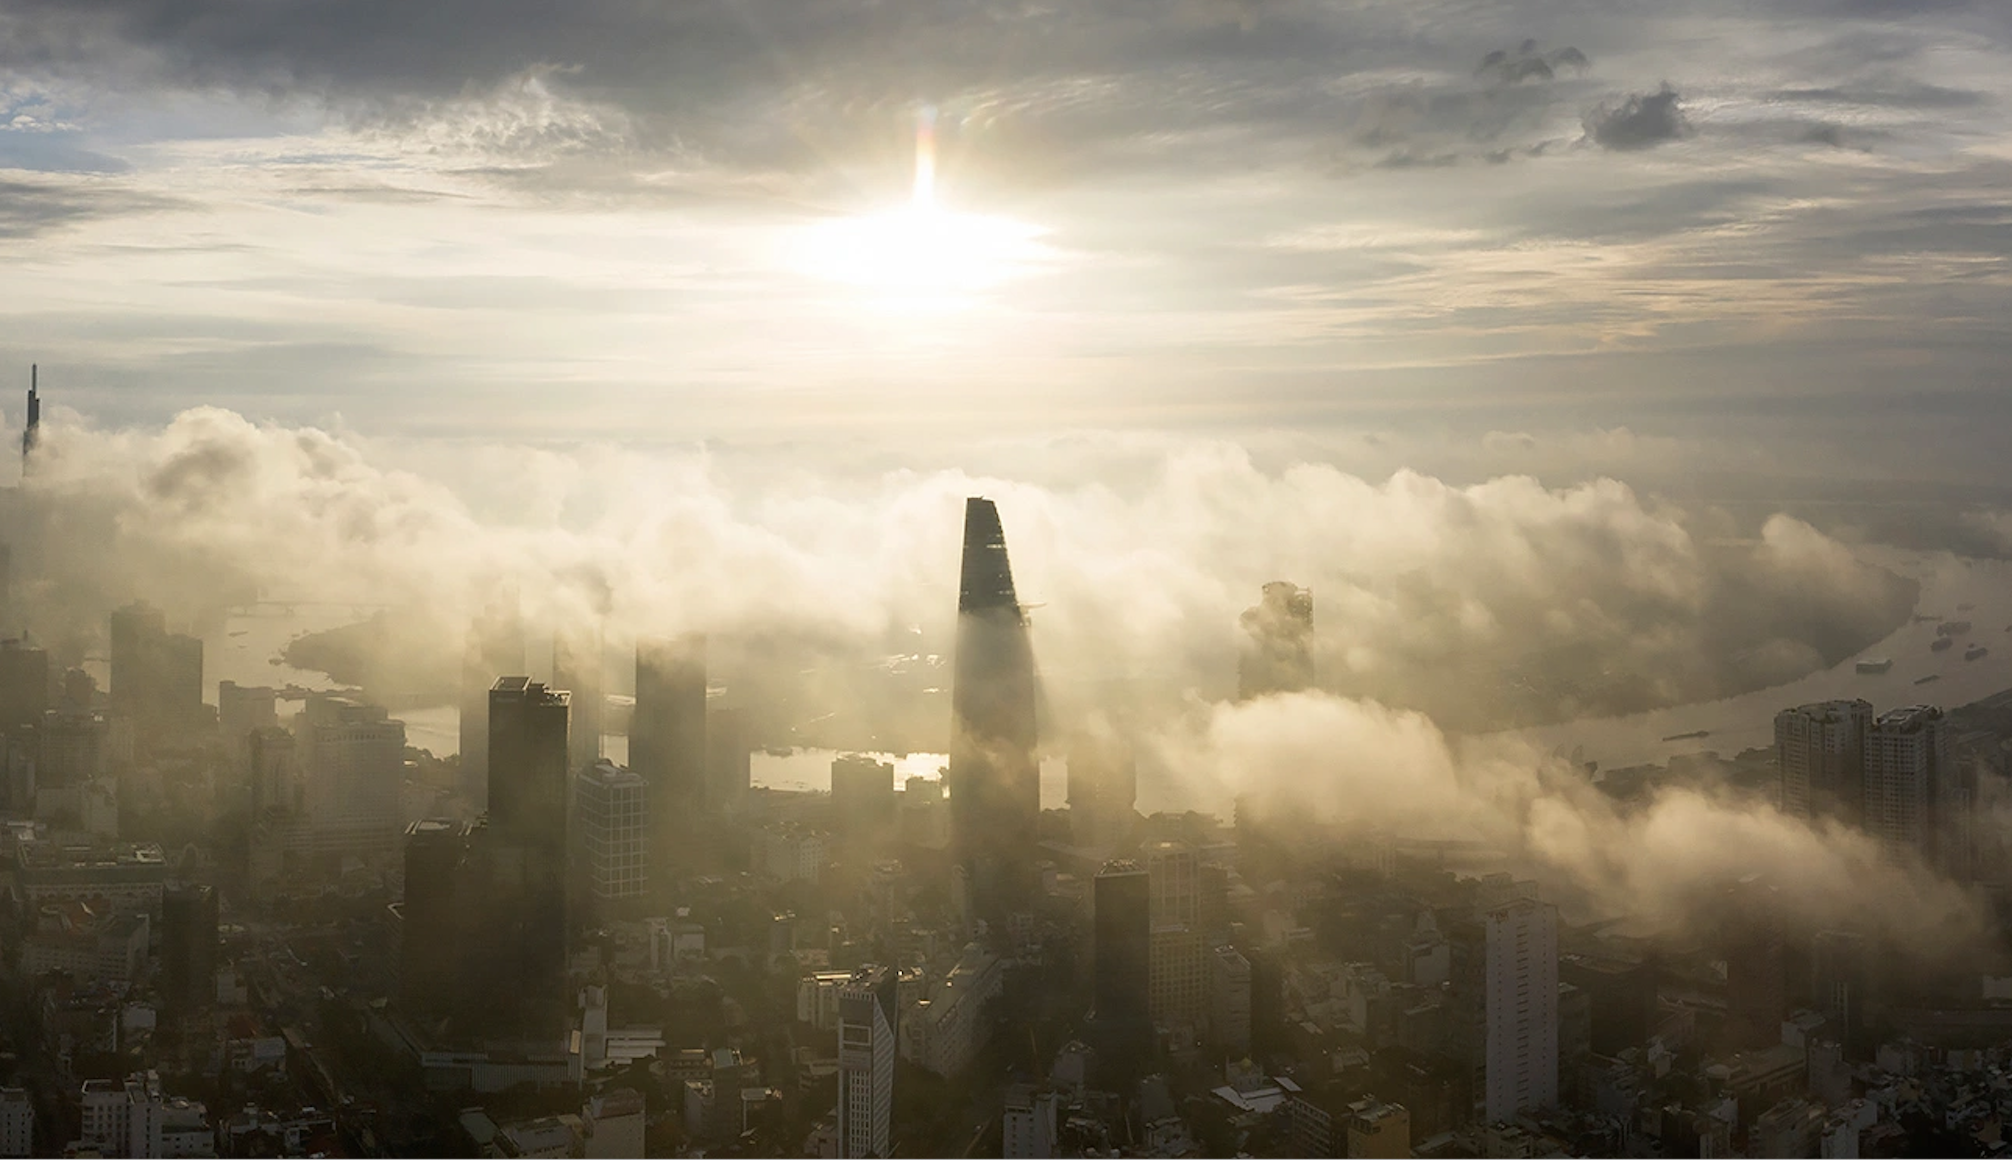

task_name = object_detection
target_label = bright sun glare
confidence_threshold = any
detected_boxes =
[791,107,1048,303]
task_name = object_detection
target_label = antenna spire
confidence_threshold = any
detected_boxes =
[22,364,39,476]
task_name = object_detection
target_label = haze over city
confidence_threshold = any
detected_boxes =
[2,1,2012,1158]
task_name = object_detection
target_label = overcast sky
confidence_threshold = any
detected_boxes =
[2,0,2011,480]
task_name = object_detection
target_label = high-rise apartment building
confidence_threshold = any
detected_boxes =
[1483,895,1558,1123]
[838,965,898,1159]
[1238,582,1315,699]
[635,634,706,870]
[1864,705,1953,866]
[483,677,571,1044]
[576,760,647,913]
[1775,699,1872,819]
[949,498,1039,934]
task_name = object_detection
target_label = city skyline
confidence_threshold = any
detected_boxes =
[3,1,2012,1155]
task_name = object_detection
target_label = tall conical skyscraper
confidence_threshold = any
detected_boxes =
[949,497,1040,935]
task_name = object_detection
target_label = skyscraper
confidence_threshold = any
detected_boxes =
[1092,859,1152,1054]
[21,364,39,476]
[483,677,571,1044]
[1775,699,1872,820]
[1238,582,1314,699]
[1483,895,1558,1123]
[458,598,524,810]
[837,965,898,1159]
[299,695,406,858]
[1864,704,1951,864]
[634,634,706,872]
[553,627,604,775]
[949,497,1039,933]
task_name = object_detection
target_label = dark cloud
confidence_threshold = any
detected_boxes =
[1585,84,1693,150]
[1477,40,1589,85]
[0,177,179,237]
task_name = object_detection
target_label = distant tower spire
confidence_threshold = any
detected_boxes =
[21,364,39,475]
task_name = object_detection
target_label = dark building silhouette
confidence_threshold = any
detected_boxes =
[1238,582,1314,700]
[109,602,202,744]
[949,498,1039,933]
[458,598,524,810]
[0,638,49,732]
[1811,929,1875,1056]
[705,703,750,819]
[160,884,218,1014]
[553,627,603,775]
[1722,878,1786,1050]
[1068,731,1136,849]
[634,634,706,871]
[482,677,571,1044]
[400,819,467,1020]
[21,364,37,472]
[832,754,896,847]
[1559,954,1658,1057]
[1091,859,1151,1058]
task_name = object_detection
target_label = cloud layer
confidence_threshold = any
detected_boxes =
[10,408,1911,740]
[1175,692,1987,958]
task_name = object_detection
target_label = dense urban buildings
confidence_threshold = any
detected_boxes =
[9,437,2012,1157]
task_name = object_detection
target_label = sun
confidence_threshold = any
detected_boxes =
[793,204,1046,298]
[788,107,1049,305]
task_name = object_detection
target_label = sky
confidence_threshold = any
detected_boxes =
[3,0,2012,481]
